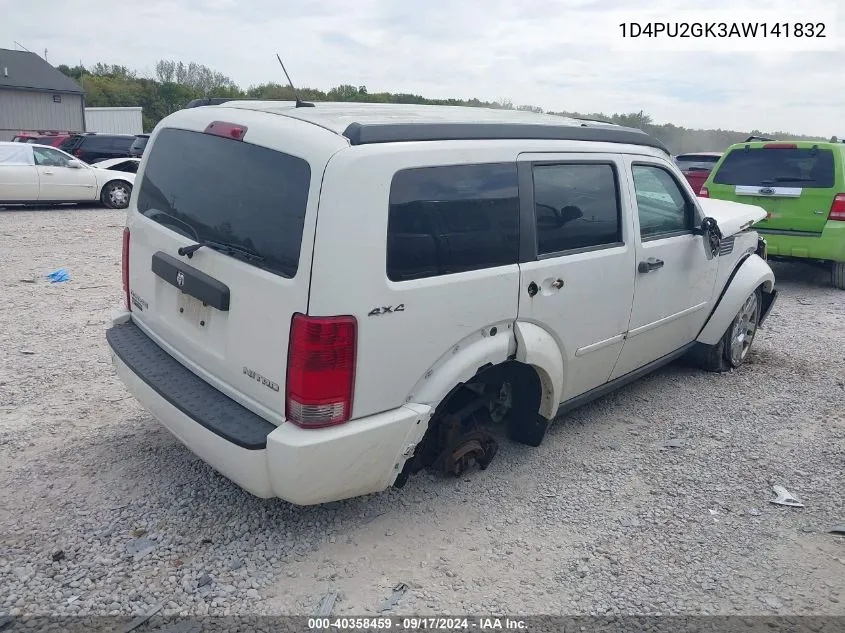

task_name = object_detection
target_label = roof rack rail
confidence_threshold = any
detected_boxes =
[184,97,255,108]
[341,122,670,153]
[744,135,775,142]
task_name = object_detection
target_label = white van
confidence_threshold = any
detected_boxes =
[106,102,778,505]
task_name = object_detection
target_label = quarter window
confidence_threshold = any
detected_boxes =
[386,163,520,281]
[532,163,622,255]
[632,164,693,238]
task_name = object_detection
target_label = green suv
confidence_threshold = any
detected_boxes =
[701,140,845,289]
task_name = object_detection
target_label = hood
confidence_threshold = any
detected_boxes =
[92,165,136,184]
[697,197,766,238]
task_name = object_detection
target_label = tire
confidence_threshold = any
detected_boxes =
[833,262,845,290]
[100,181,132,209]
[688,287,762,372]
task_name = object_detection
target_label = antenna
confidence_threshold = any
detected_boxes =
[275,54,314,108]
[14,41,33,53]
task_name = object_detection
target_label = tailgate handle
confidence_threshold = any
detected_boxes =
[151,251,231,311]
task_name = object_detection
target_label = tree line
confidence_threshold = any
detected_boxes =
[58,60,830,154]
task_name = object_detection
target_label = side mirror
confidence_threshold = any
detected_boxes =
[696,217,722,259]
[67,159,83,169]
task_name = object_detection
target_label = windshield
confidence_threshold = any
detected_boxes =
[713,147,835,188]
[136,127,311,278]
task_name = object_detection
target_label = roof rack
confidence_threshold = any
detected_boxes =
[744,135,774,142]
[341,122,670,153]
[185,97,258,108]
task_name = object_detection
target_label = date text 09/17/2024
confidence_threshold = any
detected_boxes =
[307,617,528,630]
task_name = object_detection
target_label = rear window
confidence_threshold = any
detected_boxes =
[676,155,720,171]
[137,127,311,278]
[130,137,148,151]
[387,163,520,281]
[59,136,83,150]
[713,147,836,188]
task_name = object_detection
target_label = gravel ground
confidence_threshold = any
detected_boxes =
[1,206,844,620]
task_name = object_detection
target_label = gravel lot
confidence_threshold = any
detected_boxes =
[1,206,844,619]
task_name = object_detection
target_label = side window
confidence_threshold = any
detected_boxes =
[387,163,520,281]
[532,163,621,255]
[33,147,71,167]
[632,164,693,239]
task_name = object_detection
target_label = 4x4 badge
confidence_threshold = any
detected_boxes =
[176,271,185,287]
[368,304,405,316]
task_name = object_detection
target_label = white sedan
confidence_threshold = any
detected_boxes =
[0,142,136,209]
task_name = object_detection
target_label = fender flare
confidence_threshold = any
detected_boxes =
[696,253,775,346]
[513,321,563,420]
[408,322,516,408]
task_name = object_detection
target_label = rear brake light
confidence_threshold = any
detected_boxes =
[204,121,247,140]
[763,143,797,149]
[122,228,131,310]
[286,314,357,428]
[829,194,845,221]
[699,187,709,198]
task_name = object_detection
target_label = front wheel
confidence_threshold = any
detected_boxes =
[100,181,132,209]
[688,287,762,372]
[833,262,845,290]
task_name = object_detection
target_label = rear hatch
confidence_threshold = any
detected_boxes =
[705,143,840,234]
[124,107,344,424]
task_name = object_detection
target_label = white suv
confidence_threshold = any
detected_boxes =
[106,102,778,505]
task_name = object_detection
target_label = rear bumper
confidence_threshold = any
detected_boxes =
[759,222,845,263]
[107,317,432,505]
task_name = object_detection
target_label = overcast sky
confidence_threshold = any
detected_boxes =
[2,0,842,136]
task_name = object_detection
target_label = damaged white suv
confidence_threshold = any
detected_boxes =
[106,102,778,505]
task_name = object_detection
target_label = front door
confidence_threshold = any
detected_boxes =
[33,146,96,202]
[609,158,719,380]
[516,154,637,403]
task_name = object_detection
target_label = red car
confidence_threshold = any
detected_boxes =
[674,152,722,196]
[11,131,73,147]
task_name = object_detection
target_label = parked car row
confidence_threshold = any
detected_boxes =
[0,142,138,209]
[12,131,149,162]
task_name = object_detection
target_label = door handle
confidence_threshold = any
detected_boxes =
[43,170,53,175]
[551,278,564,289]
[638,258,665,273]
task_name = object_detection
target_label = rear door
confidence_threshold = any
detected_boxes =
[126,109,345,424]
[0,144,38,201]
[516,154,637,401]
[708,145,838,234]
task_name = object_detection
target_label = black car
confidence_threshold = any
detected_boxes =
[129,134,149,158]
[58,133,135,163]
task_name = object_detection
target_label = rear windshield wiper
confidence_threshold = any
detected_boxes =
[178,239,265,262]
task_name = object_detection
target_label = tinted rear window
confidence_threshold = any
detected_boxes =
[387,163,519,281]
[130,137,148,151]
[59,136,82,150]
[713,148,836,188]
[533,163,622,254]
[137,128,311,278]
[676,155,720,171]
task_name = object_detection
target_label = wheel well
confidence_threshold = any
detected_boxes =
[394,361,547,487]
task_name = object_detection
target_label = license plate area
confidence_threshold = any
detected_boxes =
[177,291,212,329]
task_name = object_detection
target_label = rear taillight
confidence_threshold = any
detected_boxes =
[286,314,357,428]
[699,187,709,198]
[829,194,845,221]
[122,228,131,310]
